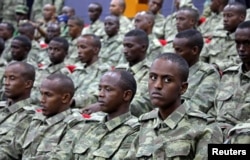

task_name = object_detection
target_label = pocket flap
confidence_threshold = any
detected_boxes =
[165,140,191,157]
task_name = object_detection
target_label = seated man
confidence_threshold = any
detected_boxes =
[48,69,140,159]
[0,74,83,159]
[125,53,223,159]
[0,62,36,141]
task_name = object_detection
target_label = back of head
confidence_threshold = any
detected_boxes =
[68,15,84,27]
[237,20,250,30]
[175,29,204,53]
[125,29,149,48]
[81,34,101,49]
[50,37,69,53]
[46,73,75,98]
[155,53,189,82]
[13,35,32,50]
[0,38,5,54]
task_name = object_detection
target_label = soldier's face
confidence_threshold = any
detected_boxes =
[176,10,194,32]
[48,40,66,64]
[0,24,10,40]
[235,28,250,64]
[88,4,101,22]
[123,36,145,64]
[43,5,55,19]
[223,6,244,33]
[173,37,196,65]
[68,19,82,39]
[134,14,148,31]
[77,37,97,64]
[4,65,27,100]
[39,79,66,117]
[148,0,163,14]
[104,17,119,36]
[46,26,60,42]
[98,72,125,114]
[11,39,28,61]
[109,0,122,15]
[148,59,187,108]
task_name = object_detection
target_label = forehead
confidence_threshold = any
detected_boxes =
[77,36,93,45]
[105,16,117,23]
[49,40,63,47]
[177,10,190,17]
[5,64,23,73]
[223,5,239,13]
[110,0,119,5]
[100,72,121,86]
[173,37,189,46]
[11,39,23,45]
[0,23,7,28]
[150,59,181,77]
[124,36,140,43]
[235,28,250,38]
[40,79,60,92]
[89,3,99,9]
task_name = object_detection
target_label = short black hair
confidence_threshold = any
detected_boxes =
[0,38,5,54]
[81,34,101,49]
[155,53,189,82]
[178,6,200,25]
[175,29,204,52]
[237,20,250,29]
[18,22,35,36]
[50,37,69,52]
[7,61,36,82]
[13,35,32,50]
[125,29,149,48]
[225,2,246,16]
[46,73,75,98]
[1,22,15,35]
[105,15,120,26]
[113,69,137,101]
[90,2,103,13]
[68,16,84,27]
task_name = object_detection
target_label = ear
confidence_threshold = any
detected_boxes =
[123,90,133,102]
[141,44,147,52]
[61,93,71,104]
[180,82,188,95]
[191,46,199,56]
[239,14,246,22]
[93,47,100,55]
[24,80,33,89]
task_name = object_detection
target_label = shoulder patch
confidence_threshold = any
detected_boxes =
[187,110,215,123]
[115,63,129,70]
[125,116,140,128]
[139,109,158,122]
[0,101,6,107]
[223,65,240,73]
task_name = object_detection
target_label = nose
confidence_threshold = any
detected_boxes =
[238,43,245,52]
[154,78,163,89]
[98,88,104,97]
[4,78,9,86]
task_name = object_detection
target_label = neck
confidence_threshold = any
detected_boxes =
[106,105,129,121]
[9,94,30,105]
[243,63,250,72]
[158,99,181,120]
[86,56,98,67]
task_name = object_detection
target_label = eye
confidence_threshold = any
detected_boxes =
[164,77,171,83]
[10,76,15,80]
[105,86,111,91]
[149,75,157,81]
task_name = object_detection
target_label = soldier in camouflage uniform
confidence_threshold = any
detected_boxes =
[0,73,83,159]
[99,15,123,66]
[65,16,84,65]
[199,0,228,37]
[134,11,162,62]
[208,20,250,139]
[0,62,36,142]
[200,2,246,70]
[30,0,64,21]
[0,38,5,94]
[173,29,220,113]
[0,22,15,63]
[225,119,250,144]
[82,2,105,40]
[48,69,140,159]
[148,0,165,39]
[59,6,75,39]
[71,34,110,108]
[163,6,200,53]
[109,0,133,35]
[125,53,223,159]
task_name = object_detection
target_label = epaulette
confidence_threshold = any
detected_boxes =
[139,109,158,122]
[115,63,128,70]
[152,38,162,46]
[84,112,106,122]
[228,122,250,136]
[125,116,140,128]
[199,63,216,74]
[23,105,36,114]
[63,113,84,128]
[223,65,240,73]
[186,110,215,123]
[0,101,6,107]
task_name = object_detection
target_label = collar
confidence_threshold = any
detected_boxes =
[130,59,149,75]
[189,61,201,77]
[8,98,32,113]
[238,63,250,79]
[46,62,65,74]
[101,112,131,131]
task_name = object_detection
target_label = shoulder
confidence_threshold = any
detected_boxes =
[125,115,140,129]
[186,108,215,124]
[0,101,6,108]
[228,121,250,136]
[198,62,218,74]
[223,65,240,74]
[139,109,158,122]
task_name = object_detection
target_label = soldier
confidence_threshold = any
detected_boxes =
[209,20,250,139]
[0,62,36,141]
[0,22,15,63]
[148,0,165,39]
[15,4,29,28]
[134,11,162,61]
[44,23,61,45]
[65,16,84,64]
[0,38,5,83]
[84,29,152,117]
[163,6,200,52]
[200,2,246,70]
[199,0,228,37]
[60,6,75,39]
[0,73,83,159]
[109,0,133,35]
[173,29,220,113]
[49,69,140,159]
[71,34,109,108]
[99,15,123,66]
[82,2,105,39]
[125,53,223,159]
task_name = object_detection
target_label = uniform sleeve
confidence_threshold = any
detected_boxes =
[124,133,140,160]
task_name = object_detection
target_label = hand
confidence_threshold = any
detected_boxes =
[81,103,101,114]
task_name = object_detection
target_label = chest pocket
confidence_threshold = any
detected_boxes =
[165,140,192,158]
[73,139,90,155]
[0,125,12,135]
[36,137,60,152]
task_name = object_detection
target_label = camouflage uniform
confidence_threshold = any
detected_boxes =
[200,30,240,70]
[199,12,223,37]
[0,98,36,142]
[0,108,83,159]
[65,37,80,65]
[27,40,41,67]
[183,61,220,113]
[1,38,13,63]
[147,34,162,62]
[209,63,250,138]
[99,34,123,66]
[1,0,26,27]
[72,60,110,108]
[119,15,133,35]
[225,119,250,144]
[246,8,250,21]
[164,12,177,41]
[125,105,223,159]
[30,0,64,21]
[82,19,105,39]
[152,13,165,39]
[116,59,153,117]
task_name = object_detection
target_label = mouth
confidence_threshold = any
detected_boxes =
[98,100,105,106]
[151,92,162,98]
